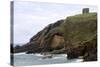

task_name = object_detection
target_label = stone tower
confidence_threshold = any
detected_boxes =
[82,8,89,14]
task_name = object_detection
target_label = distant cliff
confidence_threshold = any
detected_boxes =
[14,19,65,53]
[14,11,97,61]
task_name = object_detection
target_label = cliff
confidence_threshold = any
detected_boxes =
[14,12,97,61]
[14,19,65,53]
[61,13,97,61]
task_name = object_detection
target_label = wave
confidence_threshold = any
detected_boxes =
[34,53,44,57]
[75,59,83,62]
[14,52,26,55]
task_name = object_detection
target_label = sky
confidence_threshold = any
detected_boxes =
[14,1,97,45]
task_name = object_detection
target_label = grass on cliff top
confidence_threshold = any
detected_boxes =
[60,13,97,44]
[65,13,97,23]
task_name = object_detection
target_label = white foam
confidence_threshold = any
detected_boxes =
[52,57,61,59]
[35,53,44,57]
[60,54,67,57]
[75,59,83,62]
[14,52,26,55]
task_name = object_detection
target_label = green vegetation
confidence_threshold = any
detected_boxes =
[61,13,97,45]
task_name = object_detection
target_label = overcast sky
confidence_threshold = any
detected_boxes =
[14,1,97,45]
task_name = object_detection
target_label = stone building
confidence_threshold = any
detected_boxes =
[82,8,89,14]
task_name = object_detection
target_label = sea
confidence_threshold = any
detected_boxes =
[14,52,83,66]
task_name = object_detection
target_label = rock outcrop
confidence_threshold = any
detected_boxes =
[62,13,97,61]
[14,19,65,53]
[83,36,97,61]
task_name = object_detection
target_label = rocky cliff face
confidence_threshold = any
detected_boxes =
[14,13,97,61]
[14,19,65,53]
[29,19,65,52]
[61,13,97,61]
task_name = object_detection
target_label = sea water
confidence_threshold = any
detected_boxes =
[14,53,83,66]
